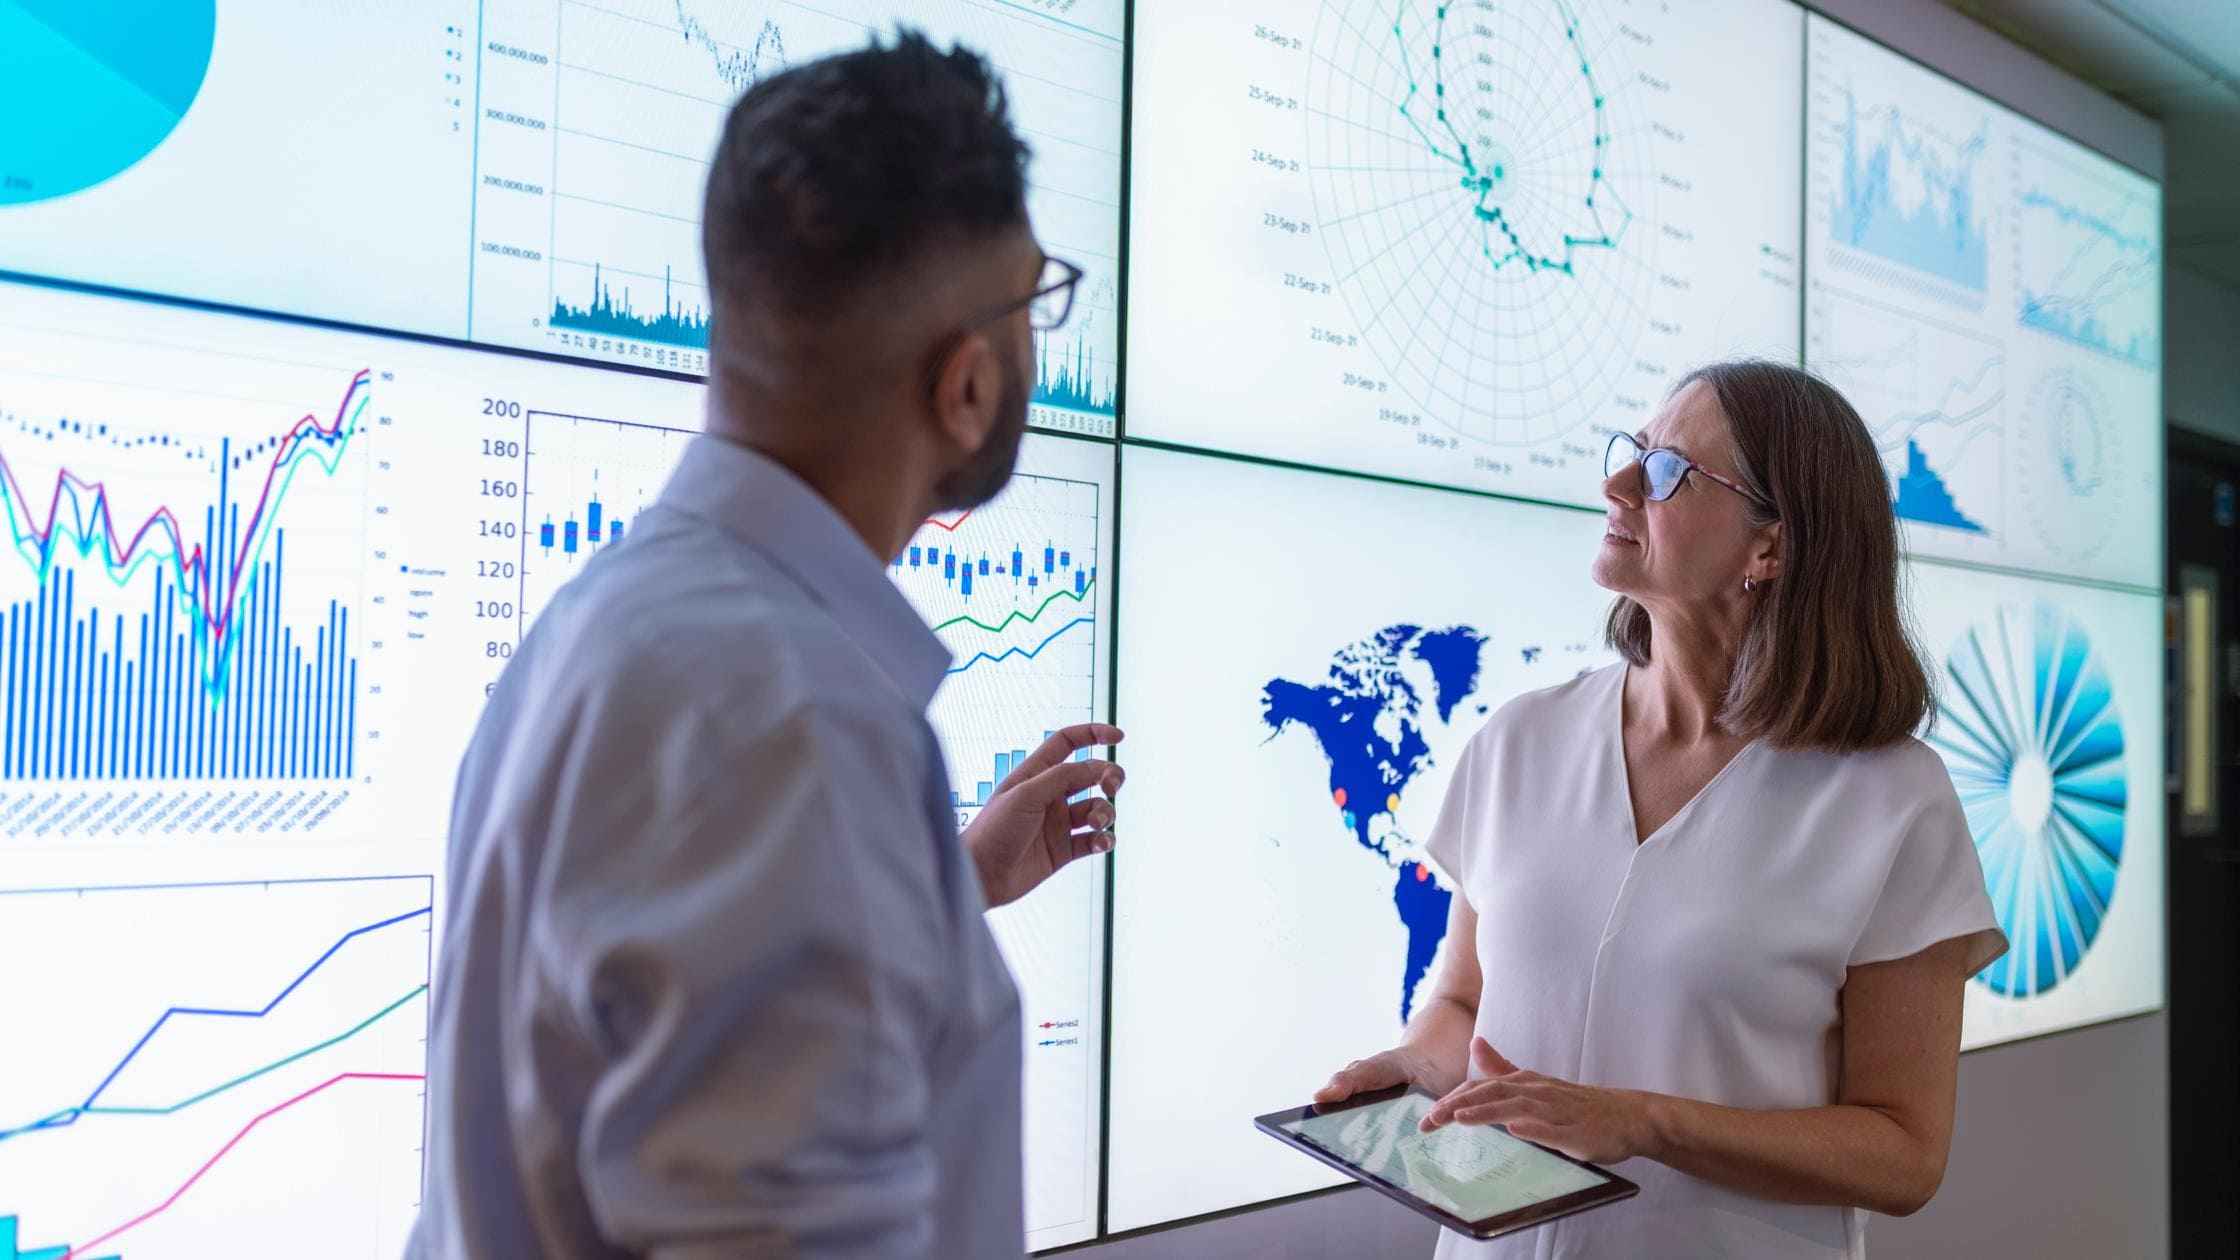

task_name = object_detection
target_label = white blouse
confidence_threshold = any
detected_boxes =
[1426,664,2006,1260]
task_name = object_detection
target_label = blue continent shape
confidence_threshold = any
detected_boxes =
[1263,624,1486,1022]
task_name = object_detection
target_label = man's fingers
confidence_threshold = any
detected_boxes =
[1022,758,1124,807]
[995,724,1125,791]
[1067,797,1116,833]
[1065,828,1114,864]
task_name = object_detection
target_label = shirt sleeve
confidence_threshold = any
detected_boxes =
[524,664,957,1260]
[1848,757,2010,973]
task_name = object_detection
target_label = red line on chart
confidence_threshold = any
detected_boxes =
[922,509,976,532]
[65,1070,424,1259]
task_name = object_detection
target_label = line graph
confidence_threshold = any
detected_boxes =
[469,417,1113,1248]
[1812,288,2004,542]
[62,1072,426,1260]
[1826,83,1990,299]
[0,905,430,1142]
[947,616,1094,676]
[0,373,370,784]
[468,0,1124,427]
[890,441,1110,1250]
[1806,13,2159,589]
[0,876,432,1260]
[2014,139,2159,368]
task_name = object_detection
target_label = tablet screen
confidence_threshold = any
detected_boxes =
[1276,1090,1611,1223]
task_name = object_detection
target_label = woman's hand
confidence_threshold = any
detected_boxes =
[1420,1037,1663,1166]
[1316,1042,1465,1105]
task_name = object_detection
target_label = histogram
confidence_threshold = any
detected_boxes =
[548,263,711,350]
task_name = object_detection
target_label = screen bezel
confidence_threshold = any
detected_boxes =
[1253,1085,1640,1239]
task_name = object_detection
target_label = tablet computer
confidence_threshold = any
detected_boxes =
[1255,1085,1638,1239]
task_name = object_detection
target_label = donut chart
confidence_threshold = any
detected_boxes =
[0,0,214,204]
[1933,600,2127,996]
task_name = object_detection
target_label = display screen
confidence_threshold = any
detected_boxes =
[1105,445,1616,1231]
[1275,1091,1610,1224]
[0,0,2168,1253]
[1805,14,2161,587]
[1908,560,2166,1048]
[0,275,1111,1254]
[1125,0,1804,506]
[0,0,1121,437]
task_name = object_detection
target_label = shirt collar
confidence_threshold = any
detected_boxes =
[656,434,953,709]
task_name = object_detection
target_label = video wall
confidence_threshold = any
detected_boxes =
[0,0,2162,1253]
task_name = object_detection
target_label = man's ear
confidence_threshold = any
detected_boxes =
[930,329,1004,456]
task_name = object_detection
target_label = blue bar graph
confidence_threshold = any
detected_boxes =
[0,531,355,782]
[550,262,711,349]
[952,735,1092,809]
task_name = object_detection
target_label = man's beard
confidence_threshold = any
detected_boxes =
[930,356,1030,512]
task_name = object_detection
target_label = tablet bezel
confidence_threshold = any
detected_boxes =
[1254,1085,1640,1240]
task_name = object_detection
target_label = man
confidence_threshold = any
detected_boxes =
[410,34,1123,1259]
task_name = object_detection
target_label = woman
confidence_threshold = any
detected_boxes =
[1318,360,2007,1258]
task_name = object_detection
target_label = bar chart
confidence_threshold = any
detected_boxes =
[0,287,395,841]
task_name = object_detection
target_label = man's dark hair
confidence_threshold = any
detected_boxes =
[702,31,1031,323]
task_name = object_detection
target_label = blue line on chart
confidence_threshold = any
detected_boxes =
[986,0,1122,44]
[947,617,1094,675]
[0,905,433,1143]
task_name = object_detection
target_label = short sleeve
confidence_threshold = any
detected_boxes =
[1849,759,2010,973]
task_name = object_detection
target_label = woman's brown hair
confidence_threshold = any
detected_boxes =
[1604,359,1933,752]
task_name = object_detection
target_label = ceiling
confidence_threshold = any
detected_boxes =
[1940,0,2240,291]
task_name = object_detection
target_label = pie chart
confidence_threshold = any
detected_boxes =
[0,0,215,204]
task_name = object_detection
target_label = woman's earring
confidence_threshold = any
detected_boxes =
[1743,576,1757,593]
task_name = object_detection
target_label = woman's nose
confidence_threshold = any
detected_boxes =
[1603,462,1643,509]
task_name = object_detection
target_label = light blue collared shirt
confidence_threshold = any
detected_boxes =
[411,435,1024,1260]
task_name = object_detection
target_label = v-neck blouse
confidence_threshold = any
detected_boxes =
[1425,664,2006,1260]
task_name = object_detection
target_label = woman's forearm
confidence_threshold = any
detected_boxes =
[1638,1093,1945,1217]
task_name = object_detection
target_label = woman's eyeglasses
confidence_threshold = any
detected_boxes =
[1603,432,1774,512]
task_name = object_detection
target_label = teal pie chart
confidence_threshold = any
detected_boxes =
[0,0,216,204]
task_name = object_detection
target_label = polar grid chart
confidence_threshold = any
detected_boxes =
[1305,0,1653,448]
[1126,0,1800,507]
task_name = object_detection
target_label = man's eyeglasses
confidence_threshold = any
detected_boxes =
[924,255,1084,397]
[1604,432,1774,513]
